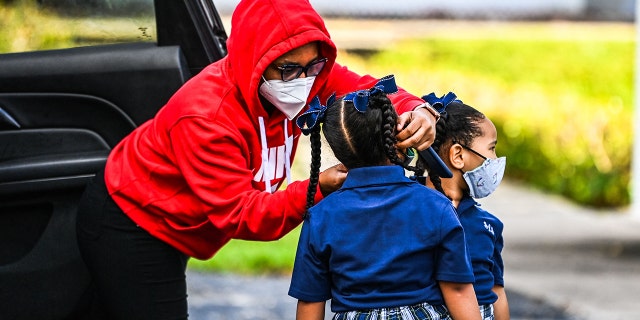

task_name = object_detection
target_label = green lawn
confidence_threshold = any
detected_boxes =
[187,227,302,275]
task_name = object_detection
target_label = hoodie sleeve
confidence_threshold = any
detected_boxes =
[168,116,317,241]
[321,62,425,114]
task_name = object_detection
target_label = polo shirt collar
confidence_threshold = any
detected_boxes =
[457,195,479,215]
[341,165,409,189]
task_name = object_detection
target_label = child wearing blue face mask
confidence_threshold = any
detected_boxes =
[418,92,510,320]
[288,77,482,320]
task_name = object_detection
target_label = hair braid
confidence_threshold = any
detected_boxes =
[377,94,400,165]
[428,116,449,198]
[304,125,322,218]
[369,91,424,177]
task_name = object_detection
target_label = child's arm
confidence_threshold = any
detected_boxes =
[492,285,510,320]
[439,281,482,320]
[296,300,325,320]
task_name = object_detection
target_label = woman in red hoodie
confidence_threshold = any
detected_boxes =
[76,0,440,318]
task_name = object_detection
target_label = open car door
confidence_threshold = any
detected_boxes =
[0,0,227,318]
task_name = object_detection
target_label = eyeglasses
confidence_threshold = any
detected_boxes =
[275,58,327,82]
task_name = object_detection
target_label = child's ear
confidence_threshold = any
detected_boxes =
[448,143,465,170]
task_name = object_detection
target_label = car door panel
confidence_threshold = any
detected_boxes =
[0,42,190,124]
[0,0,228,317]
[0,92,135,195]
[0,42,191,319]
[1,195,90,319]
[0,43,190,196]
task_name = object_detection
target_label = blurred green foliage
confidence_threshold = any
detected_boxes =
[0,0,154,53]
[342,37,633,208]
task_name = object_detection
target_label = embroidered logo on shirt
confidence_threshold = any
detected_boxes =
[484,221,495,236]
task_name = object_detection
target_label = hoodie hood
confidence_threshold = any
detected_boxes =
[227,0,337,119]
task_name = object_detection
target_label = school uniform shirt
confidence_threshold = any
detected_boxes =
[288,165,475,312]
[103,0,426,260]
[457,196,505,305]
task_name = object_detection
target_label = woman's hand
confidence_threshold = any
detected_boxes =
[318,163,348,196]
[396,108,437,151]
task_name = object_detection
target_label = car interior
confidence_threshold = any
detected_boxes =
[0,0,227,318]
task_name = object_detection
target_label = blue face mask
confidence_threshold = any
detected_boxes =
[459,145,506,198]
[462,156,506,198]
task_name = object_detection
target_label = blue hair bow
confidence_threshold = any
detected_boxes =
[296,75,398,135]
[296,94,336,135]
[421,92,462,114]
[343,75,398,112]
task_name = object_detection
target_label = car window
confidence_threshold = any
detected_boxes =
[0,0,155,54]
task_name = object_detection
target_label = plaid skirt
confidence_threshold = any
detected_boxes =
[332,302,451,320]
[479,304,494,320]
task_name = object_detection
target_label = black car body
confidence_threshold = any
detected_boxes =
[0,1,227,318]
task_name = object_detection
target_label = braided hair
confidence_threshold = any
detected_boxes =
[304,90,423,217]
[424,101,486,198]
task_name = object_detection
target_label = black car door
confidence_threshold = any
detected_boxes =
[0,0,227,318]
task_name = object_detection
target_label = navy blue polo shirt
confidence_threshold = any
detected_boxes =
[457,196,505,305]
[288,165,474,312]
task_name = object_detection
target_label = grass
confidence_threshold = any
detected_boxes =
[187,226,302,275]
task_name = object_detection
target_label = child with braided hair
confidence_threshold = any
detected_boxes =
[418,92,510,320]
[288,76,481,320]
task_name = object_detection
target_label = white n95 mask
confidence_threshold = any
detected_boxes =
[463,157,506,199]
[259,76,315,120]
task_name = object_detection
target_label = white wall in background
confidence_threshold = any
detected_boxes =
[213,0,584,18]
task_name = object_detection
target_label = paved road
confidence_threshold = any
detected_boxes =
[186,180,640,319]
[479,181,640,320]
[186,271,573,320]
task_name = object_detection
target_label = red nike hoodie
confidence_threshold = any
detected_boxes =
[104,0,426,260]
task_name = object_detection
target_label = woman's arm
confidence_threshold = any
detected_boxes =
[439,281,481,320]
[296,300,325,320]
[492,285,510,320]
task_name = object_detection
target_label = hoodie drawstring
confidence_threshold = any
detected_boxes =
[258,117,293,193]
[258,117,272,193]
[283,119,292,185]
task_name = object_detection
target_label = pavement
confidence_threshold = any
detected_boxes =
[186,180,640,320]
[476,180,640,320]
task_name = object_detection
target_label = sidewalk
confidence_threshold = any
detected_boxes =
[186,180,640,320]
[477,180,640,320]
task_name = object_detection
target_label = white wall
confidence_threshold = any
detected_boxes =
[214,0,585,18]
[310,0,585,18]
